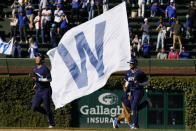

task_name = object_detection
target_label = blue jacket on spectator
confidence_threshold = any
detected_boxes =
[60,19,68,29]
[166,5,176,18]
[185,19,190,30]
[179,52,191,59]
[18,13,28,27]
[72,0,80,8]
[25,3,34,15]
[151,5,165,13]
[142,42,150,58]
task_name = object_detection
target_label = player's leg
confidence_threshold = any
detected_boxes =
[32,92,47,114]
[42,88,55,127]
[121,102,131,125]
[130,90,144,128]
[113,102,125,128]
[113,102,130,128]
[117,104,125,122]
[138,97,152,110]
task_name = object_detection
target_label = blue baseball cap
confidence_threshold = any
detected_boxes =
[35,53,45,60]
[57,4,62,8]
[128,58,138,64]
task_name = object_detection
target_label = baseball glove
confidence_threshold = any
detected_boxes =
[134,71,146,83]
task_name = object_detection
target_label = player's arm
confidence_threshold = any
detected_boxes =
[38,66,52,82]
[123,81,129,92]
[134,78,148,86]
[138,78,148,86]
[38,77,51,82]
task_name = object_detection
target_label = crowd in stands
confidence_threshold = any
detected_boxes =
[3,0,196,59]
[129,0,195,60]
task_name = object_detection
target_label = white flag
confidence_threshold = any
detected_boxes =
[0,38,14,55]
[47,2,131,109]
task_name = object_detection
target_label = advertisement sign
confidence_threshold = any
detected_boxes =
[75,88,129,128]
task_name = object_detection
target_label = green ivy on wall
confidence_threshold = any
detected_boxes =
[0,76,195,129]
[105,76,196,129]
[0,77,71,127]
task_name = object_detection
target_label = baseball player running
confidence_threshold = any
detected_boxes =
[31,53,55,128]
[125,58,151,129]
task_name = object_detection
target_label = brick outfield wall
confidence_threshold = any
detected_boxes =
[0,66,196,76]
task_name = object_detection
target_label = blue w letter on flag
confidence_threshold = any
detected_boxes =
[57,21,106,89]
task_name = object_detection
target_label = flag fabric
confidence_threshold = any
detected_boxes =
[47,2,131,109]
[0,38,14,55]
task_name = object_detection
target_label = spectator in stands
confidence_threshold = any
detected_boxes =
[185,15,191,39]
[150,2,165,17]
[130,43,137,58]
[18,11,29,44]
[18,0,23,6]
[42,4,52,26]
[171,19,183,51]
[34,10,44,44]
[103,0,109,13]
[50,24,58,47]
[151,2,158,17]
[39,0,49,10]
[60,14,69,37]
[179,47,191,59]
[54,4,64,34]
[157,48,167,59]
[95,0,101,15]
[25,0,34,30]
[138,0,146,18]
[87,0,95,20]
[80,0,88,23]
[168,46,179,59]
[156,17,166,52]
[140,18,151,45]
[188,1,196,37]
[9,13,18,39]
[142,38,150,58]
[12,38,22,58]
[28,37,38,58]
[42,4,52,43]
[167,17,176,38]
[71,0,80,24]
[165,0,176,23]
[55,0,66,8]
[132,34,141,53]
[129,27,135,43]
[18,0,25,13]
[11,0,20,15]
